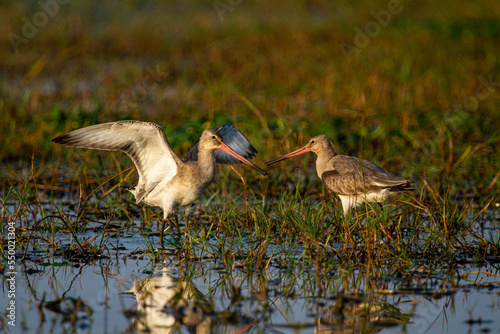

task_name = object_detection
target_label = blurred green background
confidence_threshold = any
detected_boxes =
[1,0,499,201]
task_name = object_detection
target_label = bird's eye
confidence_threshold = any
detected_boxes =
[212,135,216,139]
[310,140,315,144]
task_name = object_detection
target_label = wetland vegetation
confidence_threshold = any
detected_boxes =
[1,0,499,332]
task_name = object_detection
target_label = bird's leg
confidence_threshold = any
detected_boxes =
[160,219,166,248]
[376,202,386,222]
[340,209,351,251]
[159,215,173,248]
[183,203,194,239]
[340,199,356,249]
[341,197,354,221]
[173,214,182,240]
[184,203,194,216]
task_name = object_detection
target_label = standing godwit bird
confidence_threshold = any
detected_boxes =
[265,135,415,217]
[53,121,267,220]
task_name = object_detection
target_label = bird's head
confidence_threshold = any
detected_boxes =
[306,134,336,155]
[199,129,267,175]
[265,134,336,166]
[200,129,225,151]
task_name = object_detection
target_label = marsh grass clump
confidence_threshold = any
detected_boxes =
[3,161,496,276]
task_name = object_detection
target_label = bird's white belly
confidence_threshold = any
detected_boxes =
[364,189,396,203]
[341,189,396,207]
[143,178,210,215]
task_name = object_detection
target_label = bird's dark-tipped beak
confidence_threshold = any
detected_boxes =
[265,145,311,166]
[219,142,268,176]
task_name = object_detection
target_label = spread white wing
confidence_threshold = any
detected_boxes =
[53,120,180,203]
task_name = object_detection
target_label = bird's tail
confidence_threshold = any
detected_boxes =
[387,181,416,192]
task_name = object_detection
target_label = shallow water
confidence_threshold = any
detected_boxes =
[2,195,500,333]
[3,233,500,333]
[5,263,500,333]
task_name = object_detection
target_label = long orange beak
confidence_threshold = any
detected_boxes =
[219,142,268,176]
[265,145,311,166]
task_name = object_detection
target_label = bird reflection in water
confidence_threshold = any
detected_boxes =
[124,269,252,333]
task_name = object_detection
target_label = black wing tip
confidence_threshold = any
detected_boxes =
[389,181,417,192]
[52,133,68,144]
[406,180,417,191]
[243,147,258,161]
[214,123,260,163]
[52,132,81,146]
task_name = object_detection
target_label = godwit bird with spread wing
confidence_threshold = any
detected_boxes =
[53,121,267,220]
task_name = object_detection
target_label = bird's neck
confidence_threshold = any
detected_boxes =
[315,147,337,176]
[197,148,217,180]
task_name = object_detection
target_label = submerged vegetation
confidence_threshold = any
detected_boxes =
[1,0,499,332]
